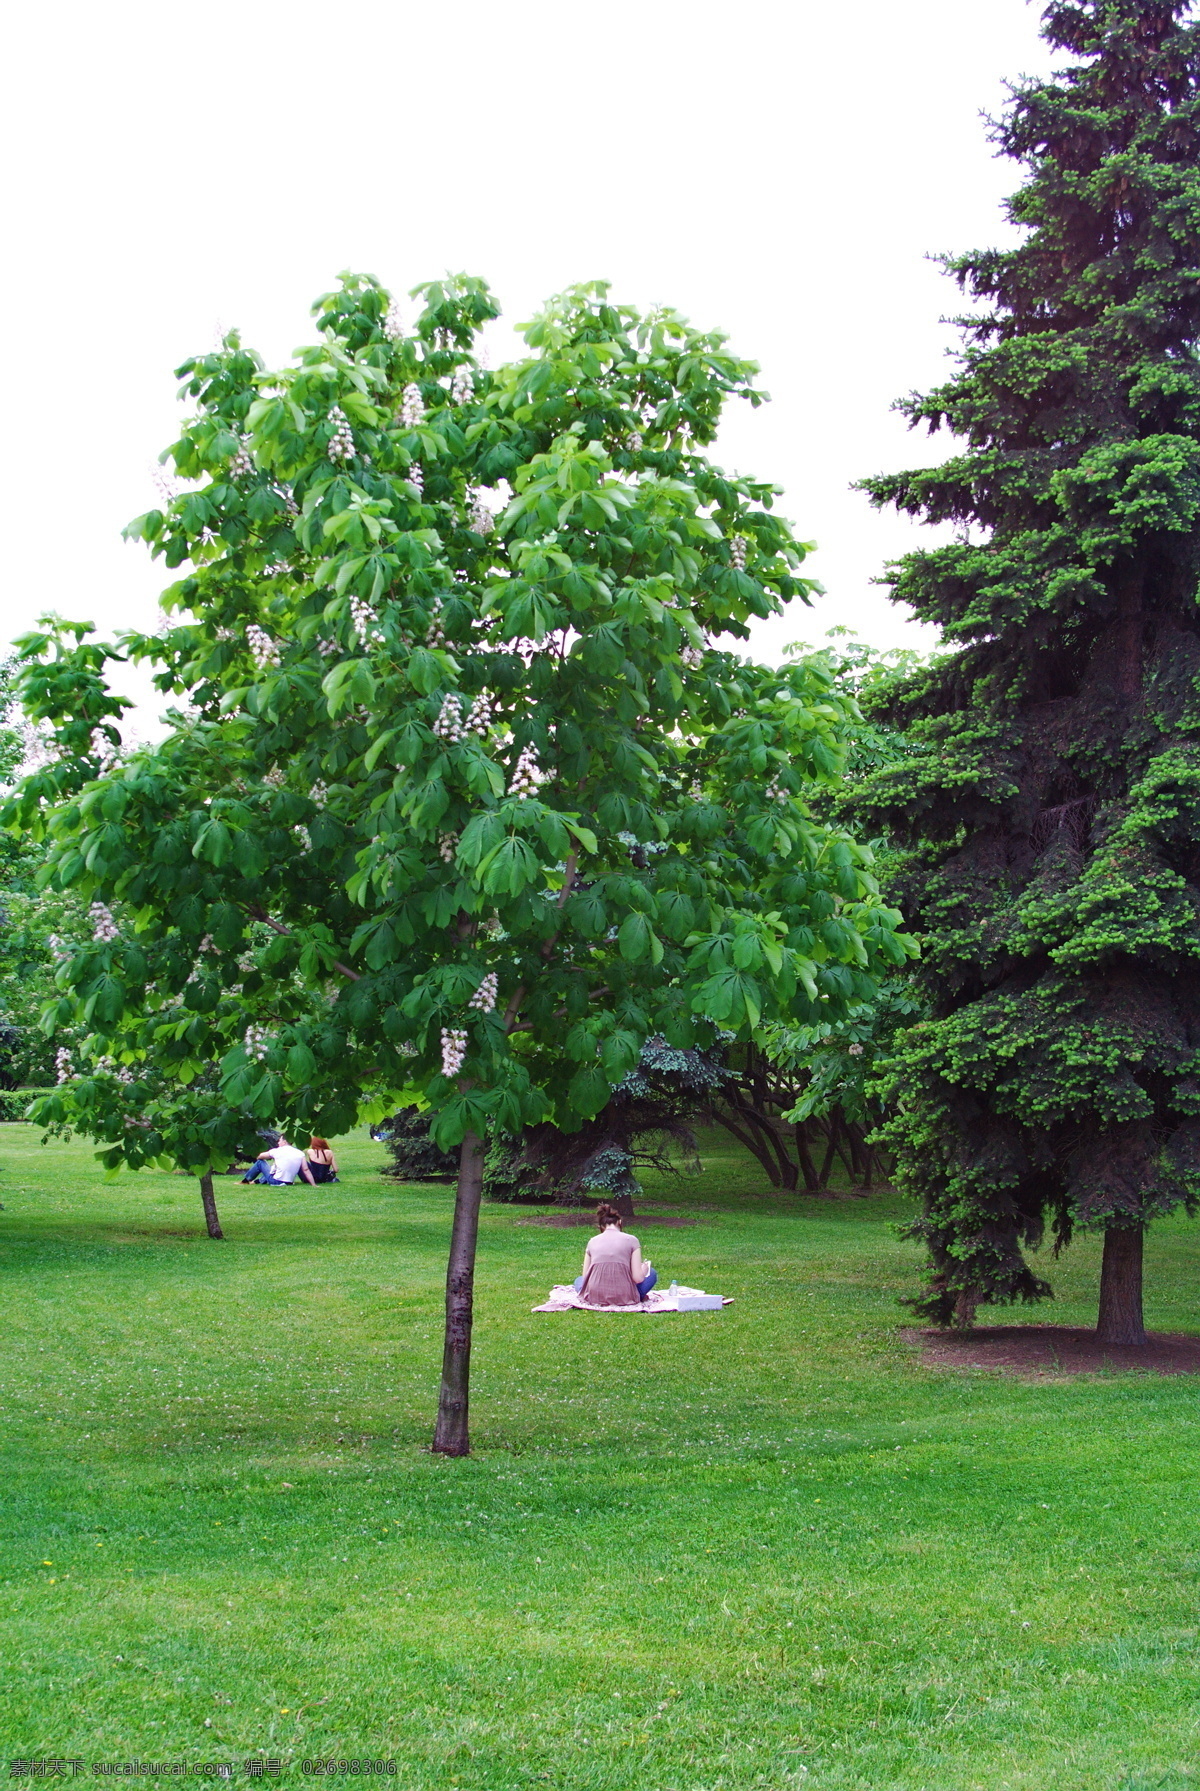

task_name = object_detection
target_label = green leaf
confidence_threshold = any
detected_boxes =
[564,820,598,855]
[431,1092,492,1149]
[364,729,400,772]
[566,887,607,937]
[567,1064,611,1120]
[287,1043,318,1084]
[458,810,504,868]
[537,811,571,857]
[600,1029,641,1082]
[617,912,662,964]
[483,836,541,897]
[405,648,441,694]
[192,820,232,866]
[618,912,652,962]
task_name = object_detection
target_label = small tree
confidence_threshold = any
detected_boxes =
[32,907,282,1239]
[857,0,1200,1340]
[6,275,912,1451]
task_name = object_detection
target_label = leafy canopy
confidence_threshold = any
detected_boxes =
[6,274,913,1160]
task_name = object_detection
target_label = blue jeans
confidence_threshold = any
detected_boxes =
[242,1162,293,1186]
[574,1269,658,1301]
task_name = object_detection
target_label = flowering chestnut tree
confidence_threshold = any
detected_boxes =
[33,901,298,1240]
[5,274,913,1454]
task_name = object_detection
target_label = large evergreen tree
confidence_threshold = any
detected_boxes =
[859,0,1200,1342]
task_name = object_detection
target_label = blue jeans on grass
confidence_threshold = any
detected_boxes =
[574,1269,657,1301]
[242,1162,294,1186]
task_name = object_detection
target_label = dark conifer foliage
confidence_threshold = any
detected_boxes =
[483,1037,725,1216]
[857,0,1200,1339]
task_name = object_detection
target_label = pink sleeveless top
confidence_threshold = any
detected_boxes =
[579,1227,641,1306]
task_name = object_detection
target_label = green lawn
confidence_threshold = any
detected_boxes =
[1,1123,1199,1790]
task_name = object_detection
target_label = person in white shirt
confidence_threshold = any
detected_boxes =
[241,1135,315,1187]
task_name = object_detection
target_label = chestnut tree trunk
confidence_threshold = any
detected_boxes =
[432,1130,486,1456]
[199,1171,224,1240]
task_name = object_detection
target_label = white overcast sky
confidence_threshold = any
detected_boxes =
[1,0,1054,731]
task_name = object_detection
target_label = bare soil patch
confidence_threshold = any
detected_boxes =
[905,1324,1200,1378]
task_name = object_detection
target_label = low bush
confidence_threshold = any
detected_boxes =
[0,1088,52,1123]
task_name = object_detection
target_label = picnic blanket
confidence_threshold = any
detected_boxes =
[532,1283,732,1314]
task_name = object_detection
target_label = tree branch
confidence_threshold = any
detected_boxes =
[249,909,362,983]
[506,986,611,1035]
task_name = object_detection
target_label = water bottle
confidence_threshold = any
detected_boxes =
[669,1279,679,1300]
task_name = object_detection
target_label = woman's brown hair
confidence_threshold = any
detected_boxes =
[309,1136,330,1151]
[595,1202,624,1229]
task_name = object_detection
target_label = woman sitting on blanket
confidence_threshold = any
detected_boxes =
[574,1203,658,1307]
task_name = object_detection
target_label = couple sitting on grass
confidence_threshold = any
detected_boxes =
[242,1134,338,1188]
[574,1202,659,1307]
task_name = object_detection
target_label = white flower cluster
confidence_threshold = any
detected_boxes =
[397,1040,418,1058]
[327,406,356,463]
[384,300,406,341]
[465,689,494,734]
[438,832,458,864]
[467,488,494,535]
[230,436,255,479]
[87,727,118,771]
[90,902,119,943]
[293,823,312,851]
[56,1047,74,1085]
[309,780,328,809]
[441,1028,468,1078]
[406,461,424,495]
[680,644,705,670]
[244,1024,271,1063]
[350,595,384,648]
[47,933,71,962]
[247,625,280,671]
[263,765,286,789]
[617,830,667,860]
[316,637,339,658]
[117,1067,134,1085]
[729,536,748,572]
[264,561,293,578]
[848,1043,864,1057]
[450,366,475,404]
[508,744,544,799]
[765,778,789,804]
[151,464,180,508]
[426,597,446,647]
[433,694,466,742]
[628,431,643,453]
[200,934,215,953]
[468,972,498,1013]
[399,384,424,428]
